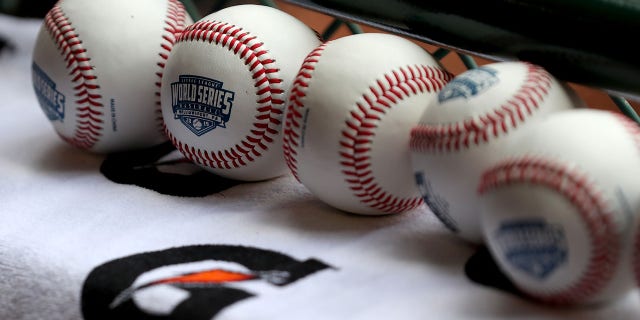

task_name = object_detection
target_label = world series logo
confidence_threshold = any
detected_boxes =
[171,75,235,136]
[495,219,568,280]
[32,62,65,121]
[438,66,499,103]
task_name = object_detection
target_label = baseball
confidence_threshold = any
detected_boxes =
[478,109,640,305]
[282,33,452,215]
[409,61,583,243]
[161,5,321,181]
[32,0,192,153]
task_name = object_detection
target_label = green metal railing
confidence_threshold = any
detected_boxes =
[180,0,640,124]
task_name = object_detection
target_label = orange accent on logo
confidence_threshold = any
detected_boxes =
[152,269,256,285]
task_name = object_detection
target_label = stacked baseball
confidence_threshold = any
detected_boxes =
[410,64,640,305]
[281,33,452,215]
[475,109,640,305]
[32,0,192,153]
[31,1,640,307]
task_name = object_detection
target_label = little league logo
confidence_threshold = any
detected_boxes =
[438,66,499,102]
[32,62,65,121]
[171,75,235,136]
[495,219,568,280]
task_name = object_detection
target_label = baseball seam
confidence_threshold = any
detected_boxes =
[341,65,451,213]
[409,63,552,153]
[45,5,103,150]
[155,0,188,135]
[612,112,640,288]
[283,43,327,181]
[166,20,285,169]
[283,43,452,213]
[613,113,640,154]
[478,157,618,304]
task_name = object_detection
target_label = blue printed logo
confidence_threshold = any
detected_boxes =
[495,219,568,280]
[414,172,458,232]
[32,63,65,121]
[171,75,235,136]
[438,67,499,103]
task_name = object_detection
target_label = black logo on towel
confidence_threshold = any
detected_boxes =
[81,245,332,320]
[100,142,241,197]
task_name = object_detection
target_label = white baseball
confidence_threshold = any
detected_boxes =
[409,61,583,243]
[31,0,192,153]
[161,5,321,181]
[478,109,640,305]
[282,33,452,215]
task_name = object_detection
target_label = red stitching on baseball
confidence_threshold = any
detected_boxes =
[283,42,452,213]
[341,65,451,213]
[45,5,103,149]
[478,157,618,304]
[166,20,284,169]
[612,112,640,154]
[155,0,188,135]
[409,63,552,153]
[283,43,327,181]
[611,112,640,289]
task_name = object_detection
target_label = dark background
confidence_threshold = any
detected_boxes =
[0,0,56,17]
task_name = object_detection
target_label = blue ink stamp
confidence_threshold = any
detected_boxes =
[495,219,568,280]
[438,67,499,103]
[414,171,458,232]
[171,75,235,136]
[32,63,65,121]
